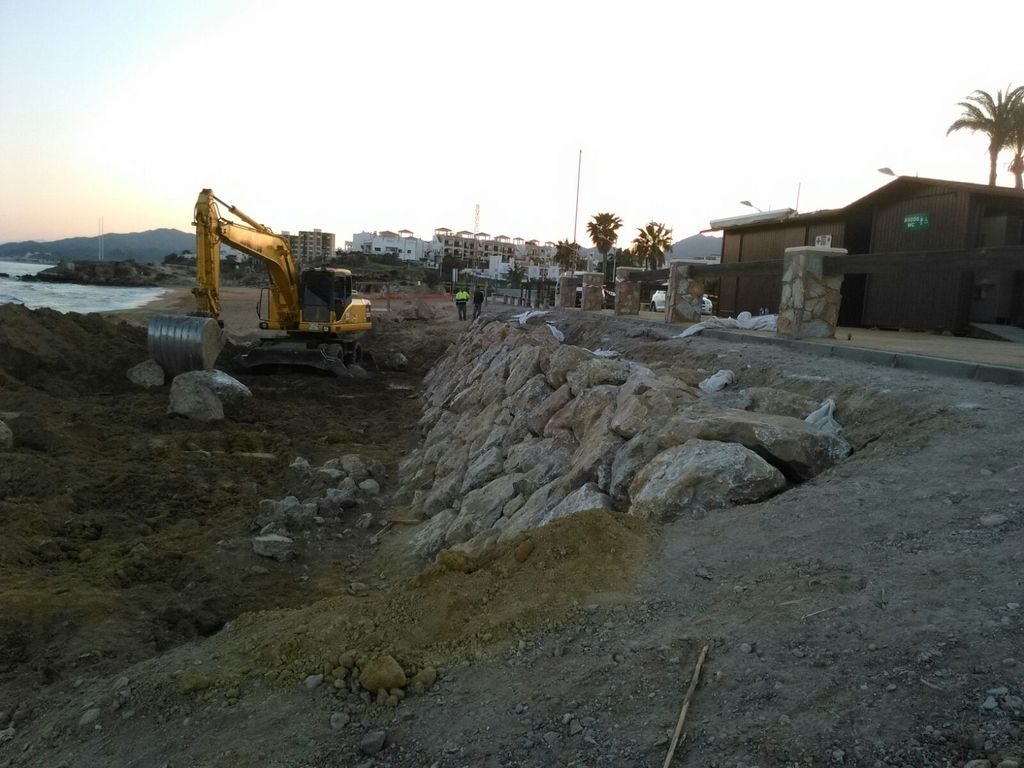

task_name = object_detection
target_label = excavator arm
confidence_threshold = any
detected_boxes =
[193,189,301,327]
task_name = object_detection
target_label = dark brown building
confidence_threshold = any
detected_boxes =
[712,177,1024,331]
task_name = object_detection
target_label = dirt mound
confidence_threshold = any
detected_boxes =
[155,510,653,699]
[0,304,147,394]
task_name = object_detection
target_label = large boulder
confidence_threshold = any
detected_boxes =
[525,385,573,437]
[629,439,786,520]
[543,346,594,388]
[506,437,573,497]
[460,446,504,493]
[566,358,632,396]
[126,359,165,388]
[744,387,820,419]
[409,508,457,558]
[446,473,523,544]
[168,375,224,422]
[656,409,850,481]
[536,482,614,527]
[182,370,252,402]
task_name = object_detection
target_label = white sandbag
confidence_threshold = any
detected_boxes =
[546,323,565,342]
[512,309,549,326]
[805,398,843,436]
[677,313,778,338]
[698,369,736,393]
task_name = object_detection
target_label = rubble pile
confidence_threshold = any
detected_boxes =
[400,317,851,560]
[251,453,388,560]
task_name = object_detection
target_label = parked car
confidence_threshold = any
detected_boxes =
[649,290,713,314]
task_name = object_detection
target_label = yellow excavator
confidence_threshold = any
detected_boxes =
[148,189,372,377]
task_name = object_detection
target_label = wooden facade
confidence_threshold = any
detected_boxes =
[714,178,1024,331]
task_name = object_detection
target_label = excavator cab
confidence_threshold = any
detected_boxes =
[299,269,352,326]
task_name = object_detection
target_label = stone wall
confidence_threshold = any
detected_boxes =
[399,317,851,563]
[557,276,580,308]
[777,247,846,339]
[580,272,603,312]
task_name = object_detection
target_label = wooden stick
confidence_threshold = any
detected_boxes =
[662,644,709,768]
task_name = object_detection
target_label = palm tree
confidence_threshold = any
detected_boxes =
[632,222,673,270]
[947,85,1024,186]
[586,212,623,281]
[506,263,527,286]
[553,240,580,272]
[1006,98,1024,190]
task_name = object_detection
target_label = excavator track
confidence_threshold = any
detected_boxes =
[237,338,369,378]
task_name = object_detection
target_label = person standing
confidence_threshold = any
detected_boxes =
[472,286,485,320]
[454,287,470,320]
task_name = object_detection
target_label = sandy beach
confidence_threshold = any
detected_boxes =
[107,285,267,342]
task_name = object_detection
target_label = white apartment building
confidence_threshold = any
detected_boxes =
[281,229,335,263]
[351,230,432,262]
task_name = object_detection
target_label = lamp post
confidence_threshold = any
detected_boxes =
[739,200,763,212]
[877,167,896,177]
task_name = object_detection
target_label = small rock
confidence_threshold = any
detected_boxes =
[739,643,753,654]
[252,533,295,561]
[354,513,374,530]
[694,567,713,580]
[987,687,1008,696]
[126,359,165,388]
[569,719,583,735]
[330,712,350,730]
[0,726,14,744]
[0,420,11,451]
[110,675,130,692]
[980,514,1008,527]
[359,656,407,692]
[996,760,1021,768]
[543,731,560,746]
[410,666,438,693]
[358,479,381,496]
[513,539,535,563]
[886,683,897,691]
[347,582,369,596]
[78,708,100,727]
[963,761,992,768]
[304,674,324,690]
[360,729,387,755]
[981,695,998,710]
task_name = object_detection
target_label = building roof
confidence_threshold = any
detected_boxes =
[711,176,1024,233]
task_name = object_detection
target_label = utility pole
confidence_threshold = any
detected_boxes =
[572,149,581,270]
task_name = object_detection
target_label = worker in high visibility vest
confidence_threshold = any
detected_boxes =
[454,288,470,320]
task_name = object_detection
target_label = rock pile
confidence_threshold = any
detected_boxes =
[251,453,387,560]
[400,317,851,559]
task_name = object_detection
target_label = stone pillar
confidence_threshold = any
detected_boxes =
[777,246,846,339]
[666,262,705,324]
[557,276,580,308]
[580,272,604,312]
[614,267,641,315]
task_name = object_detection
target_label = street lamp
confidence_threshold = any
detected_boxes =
[740,200,763,212]
[877,167,897,177]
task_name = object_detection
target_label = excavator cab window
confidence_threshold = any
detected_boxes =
[300,271,333,323]
[333,274,352,319]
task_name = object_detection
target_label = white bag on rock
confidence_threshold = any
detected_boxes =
[698,369,736,393]
[805,398,843,436]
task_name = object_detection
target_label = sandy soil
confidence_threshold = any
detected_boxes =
[1,304,1022,768]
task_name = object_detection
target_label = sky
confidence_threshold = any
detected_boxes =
[1,0,1022,247]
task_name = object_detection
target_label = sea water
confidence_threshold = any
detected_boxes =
[0,261,167,314]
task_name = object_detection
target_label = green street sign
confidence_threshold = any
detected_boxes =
[903,213,930,231]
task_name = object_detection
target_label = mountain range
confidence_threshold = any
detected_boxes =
[0,229,194,263]
[668,233,722,261]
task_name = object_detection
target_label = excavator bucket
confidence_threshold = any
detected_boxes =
[147,315,226,375]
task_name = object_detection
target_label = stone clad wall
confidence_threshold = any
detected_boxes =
[777,247,846,339]
[614,267,640,315]
[581,273,604,312]
[666,262,705,323]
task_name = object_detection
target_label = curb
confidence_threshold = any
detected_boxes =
[698,329,1024,386]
